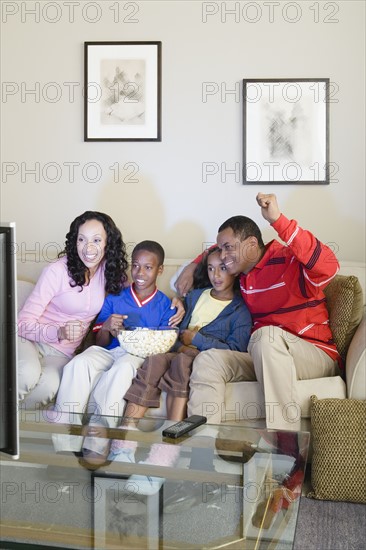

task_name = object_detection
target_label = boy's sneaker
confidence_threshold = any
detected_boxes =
[108,439,137,463]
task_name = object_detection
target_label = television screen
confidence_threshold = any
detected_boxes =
[0,222,19,458]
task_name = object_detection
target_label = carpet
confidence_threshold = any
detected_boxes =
[293,496,366,550]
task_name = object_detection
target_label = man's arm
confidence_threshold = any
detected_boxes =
[256,192,281,224]
[257,192,339,282]
[174,246,217,297]
[174,262,198,297]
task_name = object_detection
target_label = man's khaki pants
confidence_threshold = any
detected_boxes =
[188,326,339,431]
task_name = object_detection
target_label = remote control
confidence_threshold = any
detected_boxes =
[162,415,207,439]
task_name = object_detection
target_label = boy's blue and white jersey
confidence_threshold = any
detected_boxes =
[95,285,175,350]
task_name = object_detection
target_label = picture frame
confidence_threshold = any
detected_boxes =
[84,41,161,141]
[92,473,162,550]
[242,78,330,184]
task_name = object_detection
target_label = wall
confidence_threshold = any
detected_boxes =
[1,0,365,264]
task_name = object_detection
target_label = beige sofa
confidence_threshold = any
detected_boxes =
[17,259,365,430]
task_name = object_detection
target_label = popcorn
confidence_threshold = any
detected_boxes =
[118,327,178,358]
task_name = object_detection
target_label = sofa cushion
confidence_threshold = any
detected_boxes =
[324,275,364,362]
[297,376,346,417]
[308,395,366,503]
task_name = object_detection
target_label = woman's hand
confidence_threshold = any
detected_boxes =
[58,320,85,342]
[168,297,185,326]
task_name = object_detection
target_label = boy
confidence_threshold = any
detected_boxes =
[50,240,177,433]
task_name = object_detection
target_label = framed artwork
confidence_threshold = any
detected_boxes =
[84,41,161,141]
[243,78,330,184]
[92,473,162,550]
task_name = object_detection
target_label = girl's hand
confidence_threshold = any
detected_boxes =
[177,345,200,358]
[179,328,198,346]
[58,320,85,342]
[168,297,185,326]
[102,314,128,337]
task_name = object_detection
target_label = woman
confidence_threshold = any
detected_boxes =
[17,211,129,408]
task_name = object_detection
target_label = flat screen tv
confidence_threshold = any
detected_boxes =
[0,222,19,458]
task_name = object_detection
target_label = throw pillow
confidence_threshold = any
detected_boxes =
[324,275,364,362]
[308,395,366,503]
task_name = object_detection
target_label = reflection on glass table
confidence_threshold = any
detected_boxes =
[0,413,309,549]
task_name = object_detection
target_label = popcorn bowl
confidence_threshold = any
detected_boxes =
[117,327,179,358]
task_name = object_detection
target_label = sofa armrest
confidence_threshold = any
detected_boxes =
[346,313,366,399]
[17,280,35,312]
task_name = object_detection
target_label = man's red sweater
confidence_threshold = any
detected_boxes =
[193,215,340,363]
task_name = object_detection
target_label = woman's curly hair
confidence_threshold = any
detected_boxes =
[59,211,128,295]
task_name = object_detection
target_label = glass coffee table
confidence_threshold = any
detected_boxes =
[0,412,309,549]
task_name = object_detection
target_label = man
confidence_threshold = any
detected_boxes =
[176,192,340,433]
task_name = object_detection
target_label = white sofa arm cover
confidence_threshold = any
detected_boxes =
[346,314,366,399]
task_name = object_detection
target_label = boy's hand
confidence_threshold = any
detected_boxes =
[168,297,185,326]
[256,192,281,224]
[102,314,128,337]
